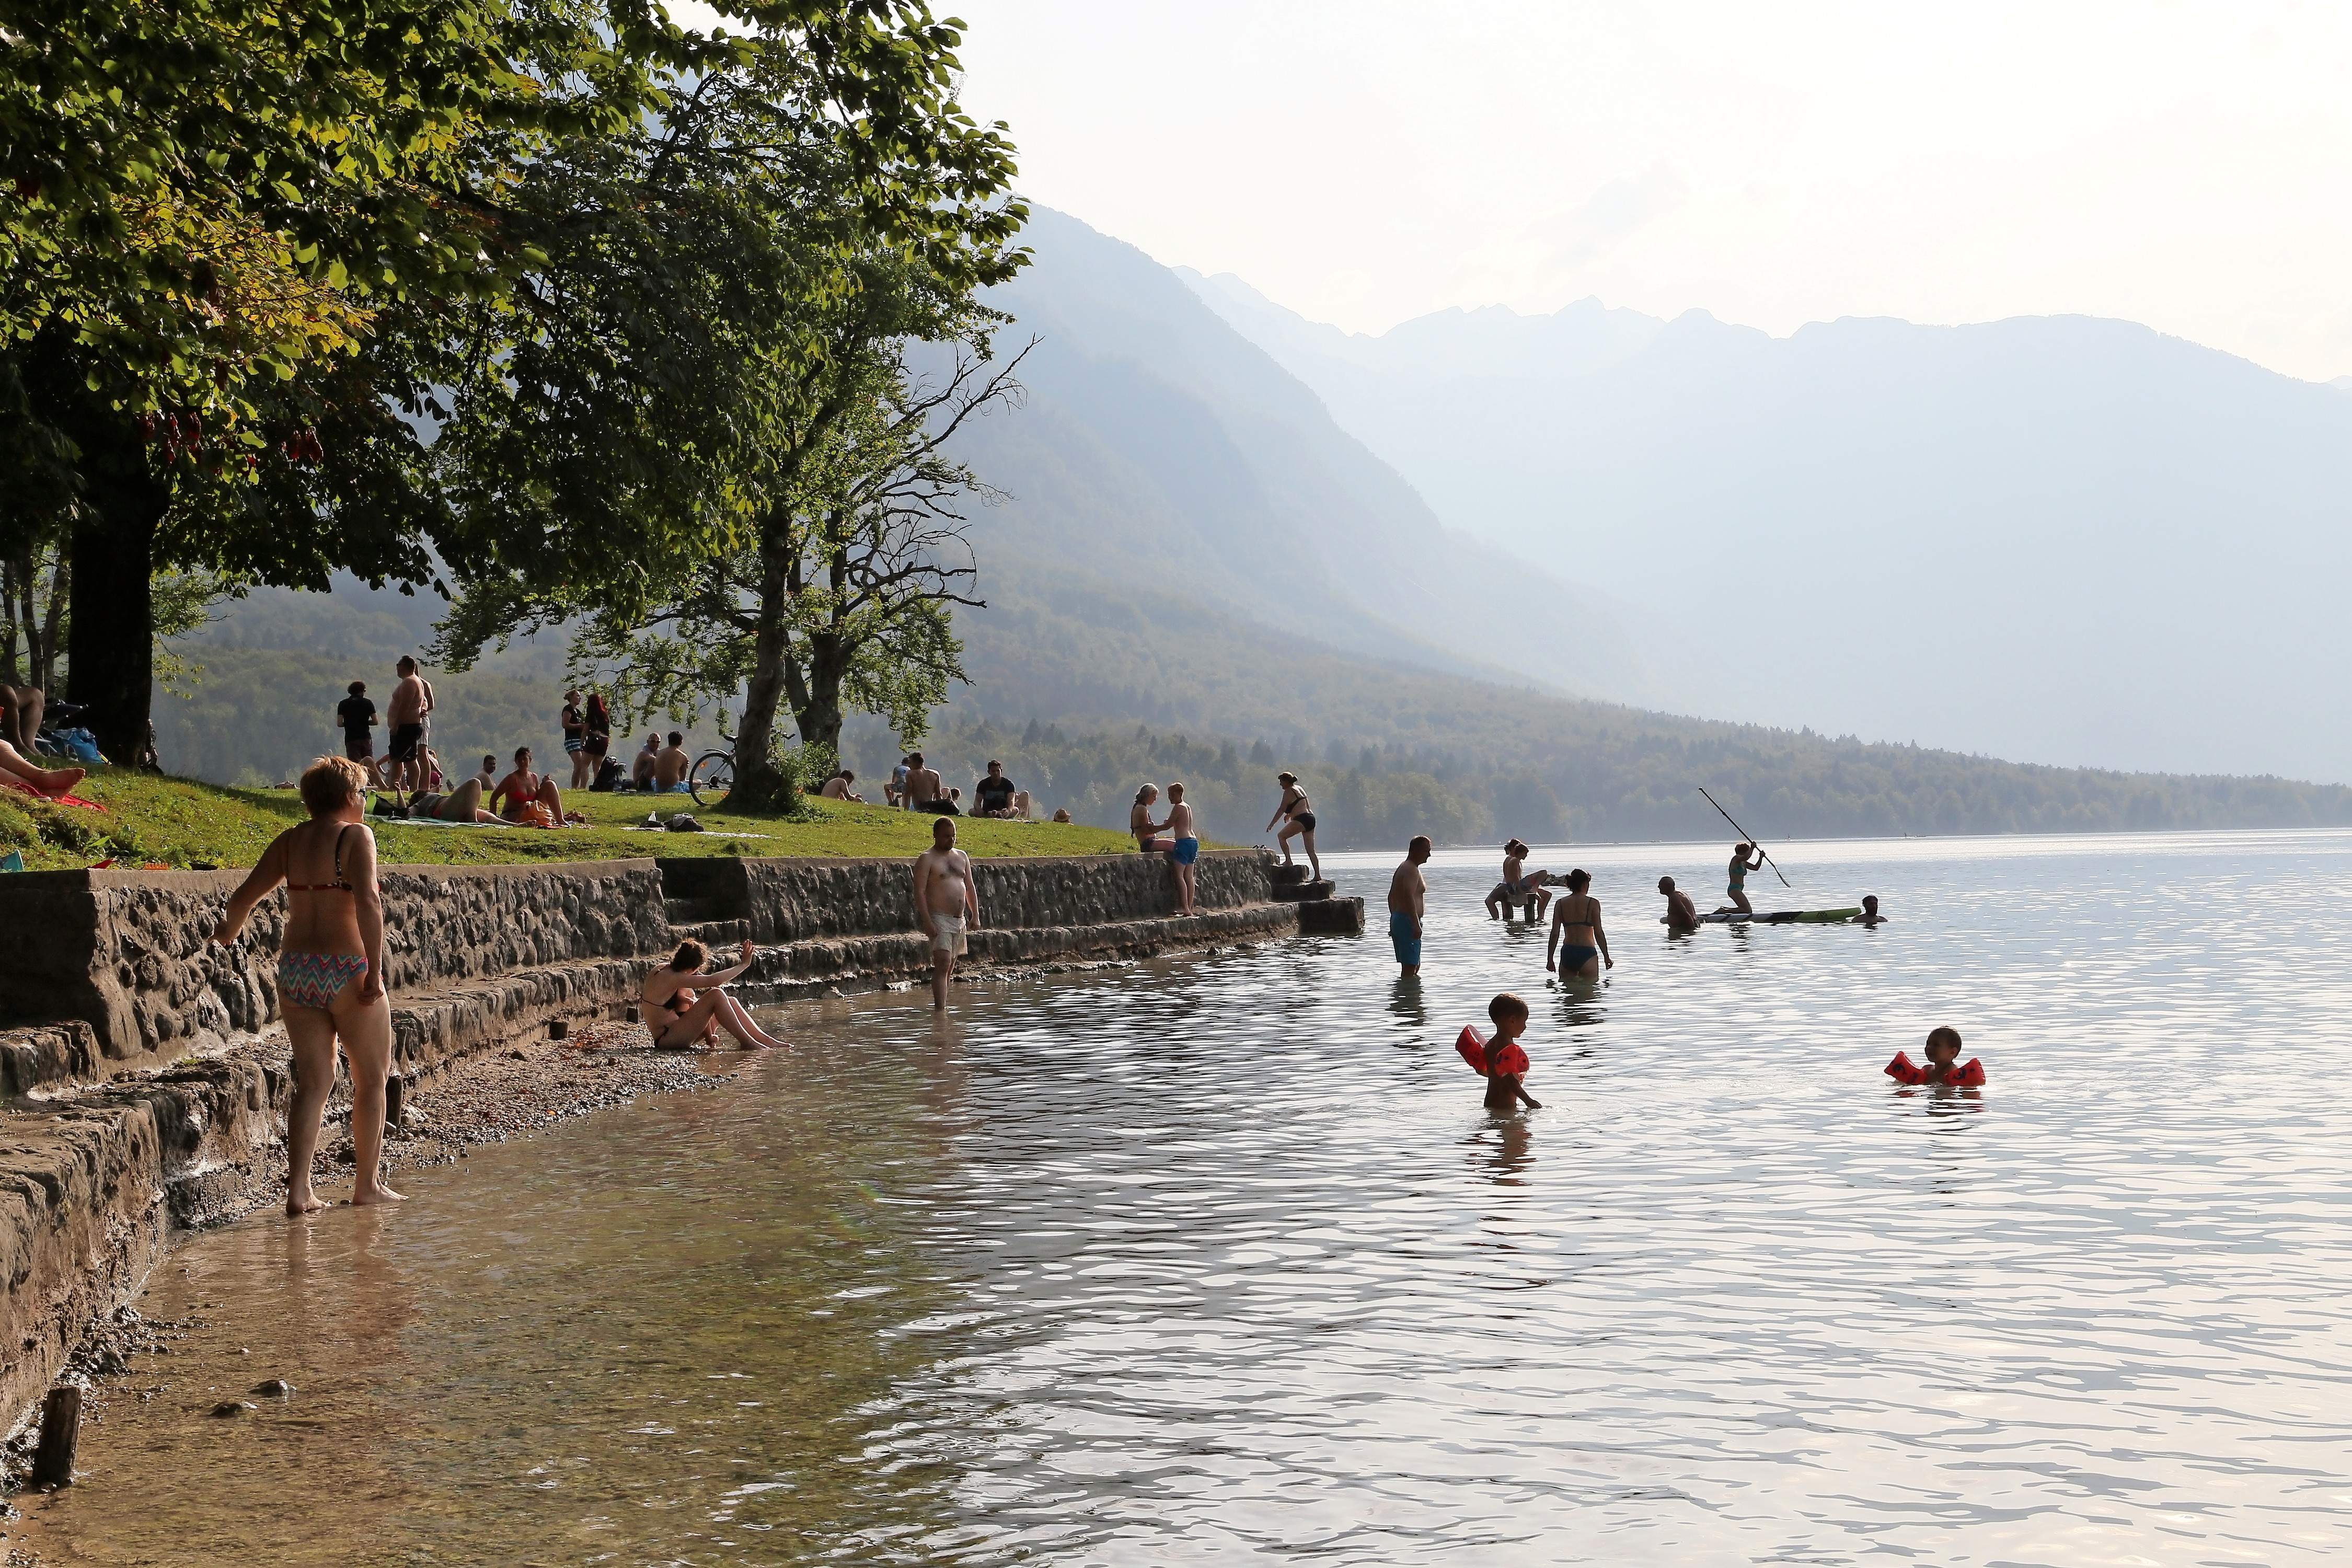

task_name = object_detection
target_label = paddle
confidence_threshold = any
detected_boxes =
[1698,786,1791,889]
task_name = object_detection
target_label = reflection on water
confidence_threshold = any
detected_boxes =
[28,831,2352,1564]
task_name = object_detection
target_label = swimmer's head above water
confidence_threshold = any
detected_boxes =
[1924,1025,1963,1069]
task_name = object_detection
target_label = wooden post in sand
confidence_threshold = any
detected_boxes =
[30,1385,81,1487]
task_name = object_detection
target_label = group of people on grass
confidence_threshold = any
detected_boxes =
[335,662,709,824]
[854,753,1032,819]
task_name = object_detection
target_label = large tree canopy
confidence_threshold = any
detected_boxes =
[1,0,1022,765]
[428,8,1027,806]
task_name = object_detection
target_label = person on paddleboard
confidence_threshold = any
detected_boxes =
[1718,842,1766,915]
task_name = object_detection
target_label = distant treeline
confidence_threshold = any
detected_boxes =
[856,716,2352,850]
[156,581,2352,847]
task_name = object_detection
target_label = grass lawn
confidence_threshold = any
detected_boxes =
[0,768,1139,871]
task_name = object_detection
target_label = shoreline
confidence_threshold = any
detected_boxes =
[0,848,1361,1473]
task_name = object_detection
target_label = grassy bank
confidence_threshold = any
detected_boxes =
[0,769,1138,871]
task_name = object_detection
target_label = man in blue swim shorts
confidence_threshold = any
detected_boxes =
[1387,834,1432,976]
[1166,782,1202,914]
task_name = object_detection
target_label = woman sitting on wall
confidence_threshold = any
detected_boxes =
[210,755,403,1215]
[639,938,788,1051]
[1131,783,1173,852]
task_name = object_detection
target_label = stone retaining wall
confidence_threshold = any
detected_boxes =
[0,861,673,1093]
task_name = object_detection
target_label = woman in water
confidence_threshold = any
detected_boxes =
[1265,771,1321,883]
[1131,783,1173,852]
[640,938,788,1050]
[1545,867,1613,980]
[210,756,402,1214]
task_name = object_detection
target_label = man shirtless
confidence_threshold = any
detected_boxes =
[653,731,691,792]
[912,816,980,1010]
[1657,875,1700,934]
[905,752,948,813]
[1388,835,1433,977]
[384,655,431,796]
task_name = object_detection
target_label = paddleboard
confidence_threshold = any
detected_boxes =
[1661,907,1864,926]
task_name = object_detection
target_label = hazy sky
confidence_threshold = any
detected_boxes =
[903,0,2352,383]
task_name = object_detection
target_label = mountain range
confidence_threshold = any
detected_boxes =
[1186,272,2352,784]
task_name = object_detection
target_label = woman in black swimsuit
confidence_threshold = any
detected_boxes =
[1265,771,1321,883]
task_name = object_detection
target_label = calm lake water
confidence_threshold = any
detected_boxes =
[25,832,2352,1565]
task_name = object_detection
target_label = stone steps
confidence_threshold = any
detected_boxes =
[1272,879,1336,903]
[671,919,751,948]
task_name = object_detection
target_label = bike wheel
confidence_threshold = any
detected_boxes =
[688,751,735,808]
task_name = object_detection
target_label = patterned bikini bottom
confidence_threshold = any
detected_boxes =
[277,951,371,1010]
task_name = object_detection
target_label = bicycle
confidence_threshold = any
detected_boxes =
[688,746,734,807]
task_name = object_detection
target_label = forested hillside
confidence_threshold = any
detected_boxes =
[162,541,2352,847]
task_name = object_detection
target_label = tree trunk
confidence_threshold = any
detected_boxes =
[67,437,167,767]
[798,630,848,755]
[726,514,798,814]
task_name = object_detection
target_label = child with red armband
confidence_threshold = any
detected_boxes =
[1456,993,1541,1111]
[1885,1025,1986,1087]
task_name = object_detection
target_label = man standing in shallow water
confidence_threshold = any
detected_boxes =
[913,816,979,1010]
[1388,835,1433,977]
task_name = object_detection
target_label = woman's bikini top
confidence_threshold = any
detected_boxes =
[1555,894,1597,930]
[285,823,363,894]
[1283,789,1309,816]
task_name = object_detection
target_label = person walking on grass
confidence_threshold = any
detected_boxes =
[913,815,980,1010]
[1267,772,1321,883]
[209,756,402,1215]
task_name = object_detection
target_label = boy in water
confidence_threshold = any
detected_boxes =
[1854,895,1884,926]
[1478,993,1541,1112]
[1885,1026,1983,1086]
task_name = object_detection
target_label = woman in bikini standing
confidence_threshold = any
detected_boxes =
[640,938,788,1050]
[1265,771,1321,883]
[211,756,402,1215]
[1545,867,1613,981]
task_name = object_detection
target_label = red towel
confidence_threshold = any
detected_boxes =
[0,779,102,810]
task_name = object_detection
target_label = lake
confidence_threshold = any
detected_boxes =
[25,832,2352,1565]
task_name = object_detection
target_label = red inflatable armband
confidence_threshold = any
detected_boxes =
[1456,1026,1530,1078]
[1884,1051,1927,1085]
[1949,1057,1986,1087]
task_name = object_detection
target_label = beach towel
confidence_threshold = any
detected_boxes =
[1,779,103,811]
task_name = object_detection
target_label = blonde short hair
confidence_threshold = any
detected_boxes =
[299,756,369,818]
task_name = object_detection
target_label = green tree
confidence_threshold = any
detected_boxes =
[431,10,1025,810]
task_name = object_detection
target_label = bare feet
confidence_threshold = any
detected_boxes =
[286,1190,326,1216]
[350,1182,407,1206]
[38,765,84,795]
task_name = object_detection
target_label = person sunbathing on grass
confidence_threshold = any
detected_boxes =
[0,738,86,798]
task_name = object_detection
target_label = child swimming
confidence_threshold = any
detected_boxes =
[1455,993,1542,1111]
[1885,1025,1986,1087]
